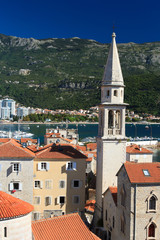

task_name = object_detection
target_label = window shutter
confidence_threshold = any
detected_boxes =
[19,163,21,172]
[9,183,13,191]
[11,164,14,172]
[57,197,59,204]
[38,163,41,171]
[48,196,51,205]
[71,180,74,188]
[40,181,43,189]
[66,163,68,170]
[73,162,76,170]
[0,164,2,172]
[79,180,82,188]
[46,162,50,171]
[19,183,22,191]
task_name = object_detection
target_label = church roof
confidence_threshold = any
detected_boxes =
[32,213,100,240]
[0,191,33,220]
[124,162,160,183]
[102,32,124,86]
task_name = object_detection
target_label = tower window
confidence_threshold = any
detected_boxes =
[107,90,110,97]
[108,110,113,128]
[114,90,118,96]
[148,223,156,238]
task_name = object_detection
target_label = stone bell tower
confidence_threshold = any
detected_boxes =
[95,32,128,221]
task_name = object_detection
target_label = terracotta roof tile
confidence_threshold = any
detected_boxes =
[0,139,35,158]
[0,191,33,219]
[86,143,97,151]
[20,138,37,144]
[126,144,153,154]
[32,213,100,240]
[124,162,160,183]
[35,144,87,159]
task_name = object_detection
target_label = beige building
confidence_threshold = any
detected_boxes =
[33,144,87,220]
[103,162,160,240]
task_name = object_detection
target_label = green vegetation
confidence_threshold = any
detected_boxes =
[0,34,159,114]
[23,113,98,122]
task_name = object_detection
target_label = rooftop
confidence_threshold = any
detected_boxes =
[124,162,160,183]
[32,213,100,240]
[35,144,87,159]
[126,144,153,154]
[0,191,33,220]
[0,139,35,158]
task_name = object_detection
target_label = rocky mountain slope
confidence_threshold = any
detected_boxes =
[0,33,160,114]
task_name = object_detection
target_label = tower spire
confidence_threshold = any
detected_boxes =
[102,32,124,86]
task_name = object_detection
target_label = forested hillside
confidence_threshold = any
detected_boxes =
[0,33,160,114]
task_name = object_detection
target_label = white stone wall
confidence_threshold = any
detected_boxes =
[126,153,153,163]
[0,213,32,240]
[0,159,33,203]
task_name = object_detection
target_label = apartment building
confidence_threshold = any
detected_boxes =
[33,144,87,220]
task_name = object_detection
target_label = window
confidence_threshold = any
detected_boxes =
[34,196,40,205]
[121,185,126,207]
[34,180,42,189]
[4,227,7,238]
[33,212,40,220]
[148,195,157,211]
[73,195,80,204]
[12,163,21,172]
[9,182,22,191]
[105,210,107,221]
[121,214,125,234]
[107,90,110,97]
[114,90,118,96]
[66,161,76,171]
[45,180,52,189]
[59,180,65,188]
[108,110,113,128]
[143,169,150,176]
[58,196,65,204]
[45,196,52,206]
[38,162,49,171]
[148,223,156,238]
[113,216,115,228]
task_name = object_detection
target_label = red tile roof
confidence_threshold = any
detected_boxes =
[20,138,38,144]
[0,139,35,158]
[124,162,160,183]
[109,187,117,206]
[32,213,100,240]
[35,144,87,159]
[0,191,33,219]
[86,143,97,151]
[126,144,153,154]
[85,200,96,213]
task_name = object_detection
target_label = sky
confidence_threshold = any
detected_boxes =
[0,0,159,44]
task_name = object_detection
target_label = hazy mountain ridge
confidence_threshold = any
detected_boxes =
[0,33,159,114]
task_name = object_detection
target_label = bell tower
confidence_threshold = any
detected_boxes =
[95,32,128,221]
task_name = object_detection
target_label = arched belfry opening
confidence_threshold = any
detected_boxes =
[108,110,113,128]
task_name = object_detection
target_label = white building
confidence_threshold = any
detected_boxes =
[95,32,127,223]
[0,191,33,240]
[17,106,29,118]
[0,98,16,119]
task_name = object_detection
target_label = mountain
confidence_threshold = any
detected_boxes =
[0,34,160,114]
